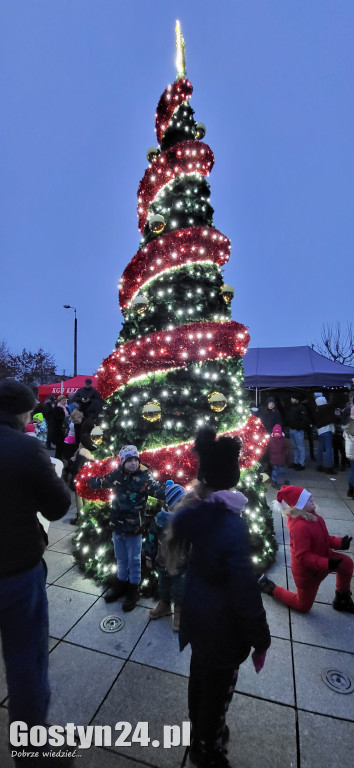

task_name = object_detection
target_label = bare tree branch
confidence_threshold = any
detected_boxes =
[312,323,354,365]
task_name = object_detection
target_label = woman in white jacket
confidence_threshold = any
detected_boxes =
[344,406,354,498]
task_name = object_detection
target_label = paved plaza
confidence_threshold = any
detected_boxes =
[1,465,354,767]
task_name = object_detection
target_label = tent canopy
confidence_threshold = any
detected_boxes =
[243,346,354,388]
[37,375,98,402]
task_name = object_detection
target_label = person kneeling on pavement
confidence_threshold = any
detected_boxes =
[88,445,166,612]
[259,485,354,613]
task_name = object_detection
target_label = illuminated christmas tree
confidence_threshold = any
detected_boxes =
[74,22,277,585]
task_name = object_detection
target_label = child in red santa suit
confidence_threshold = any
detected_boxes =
[258,485,354,613]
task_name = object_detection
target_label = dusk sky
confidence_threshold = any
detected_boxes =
[1,1,353,378]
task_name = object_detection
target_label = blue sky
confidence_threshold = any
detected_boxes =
[1,1,353,377]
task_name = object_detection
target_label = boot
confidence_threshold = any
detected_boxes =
[172,604,181,632]
[149,600,171,619]
[122,582,140,612]
[332,590,354,613]
[258,574,276,596]
[347,484,354,498]
[189,743,231,768]
[104,578,129,603]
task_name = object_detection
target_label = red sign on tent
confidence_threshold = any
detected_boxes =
[37,375,98,402]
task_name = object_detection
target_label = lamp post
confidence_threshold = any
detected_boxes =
[63,305,77,377]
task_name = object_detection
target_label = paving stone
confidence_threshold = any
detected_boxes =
[48,533,75,555]
[259,592,291,639]
[264,562,288,588]
[131,617,191,677]
[48,641,124,724]
[298,710,354,768]
[93,661,189,767]
[293,642,354,719]
[237,636,294,705]
[44,550,75,584]
[47,527,72,546]
[75,747,154,767]
[55,565,105,596]
[227,693,297,767]
[65,597,150,658]
[291,601,354,653]
[0,707,12,768]
[47,585,97,638]
[49,637,60,652]
[314,497,354,520]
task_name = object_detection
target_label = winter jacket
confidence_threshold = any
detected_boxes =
[259,406,283,434]
[145,508,173,567]
[267,435,291,467]
[287,512,342,587]
[0,411,71,578]
[344,431,354,460]
[314,404,335,433]
[88,464,165,535]
[171,490,271,669]
[73,386,103,416]
[286,402,308,431]
[52,404,69,445]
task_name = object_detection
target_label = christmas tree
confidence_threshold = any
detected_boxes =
[74,22,277,585]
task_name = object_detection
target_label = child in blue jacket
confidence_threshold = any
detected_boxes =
[145,480,187,632]
[88,445,165,611]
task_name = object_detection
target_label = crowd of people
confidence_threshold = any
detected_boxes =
[257,391,354,496]
[1,376,354,768]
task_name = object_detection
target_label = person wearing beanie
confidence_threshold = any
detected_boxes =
[285,395,308,471]
[32,410,48,445]
[167,426,271,768]
[146,480,188,631]
[259,485,354,614]
[259,395,283,435]
[343,406,354,498]
[0,380,71,756]
[264,424,291,489]
[52,394,69,460]
[314,395,336,474]
[88,444,166,611]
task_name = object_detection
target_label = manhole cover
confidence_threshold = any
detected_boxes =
[100,615,125,633]
[321,669,354,694]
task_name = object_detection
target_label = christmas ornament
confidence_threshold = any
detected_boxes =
[146,146,160,163]
[220,284,235,304]
[148,214,166,235]
[208,392,227,412]
[91,426,103,445]
[131,294,148,314]
[142,401,161,422]
[195,121,206,140]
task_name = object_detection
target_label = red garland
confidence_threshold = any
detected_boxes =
[75,416,269,501]
[137,140,214,233]
[155,78,193,144]
[119,226,231,310]
[96,320,250,400]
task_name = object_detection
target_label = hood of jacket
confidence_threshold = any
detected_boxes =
[206,490,248,514]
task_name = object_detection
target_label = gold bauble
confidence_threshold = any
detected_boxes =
[148,214,166,234]
[91,426,103,445]
[208,392,227,412]
[220,284,235,304]
[195,122,206,140]
[146,146,160,163]
[142,401,162,422]
[131,294,148,314]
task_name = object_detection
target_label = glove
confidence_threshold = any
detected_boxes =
[252,650,267,674]
[328,557,343,572]
[145,557,153,570]
[340,536,352,550]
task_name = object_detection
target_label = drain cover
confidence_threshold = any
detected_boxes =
[100,615,125,633]
[321,669,354,694]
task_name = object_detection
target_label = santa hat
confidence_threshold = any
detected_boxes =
[271,424,283,438]
[276,485,311,510]
[315,396,327,406]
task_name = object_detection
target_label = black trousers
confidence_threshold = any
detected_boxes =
[188,652,239,749]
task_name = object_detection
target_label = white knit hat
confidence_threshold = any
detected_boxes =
[315,396,327,406]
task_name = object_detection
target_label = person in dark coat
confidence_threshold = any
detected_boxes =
[0,380,71,760]
[259,396,283,434]
[286,395,308,470]
[167,427,271,768]
[73,378,103,417]
[51,394,69,459]
[42,394,56,448]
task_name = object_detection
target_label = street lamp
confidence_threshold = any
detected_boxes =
[63,305,77,377]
